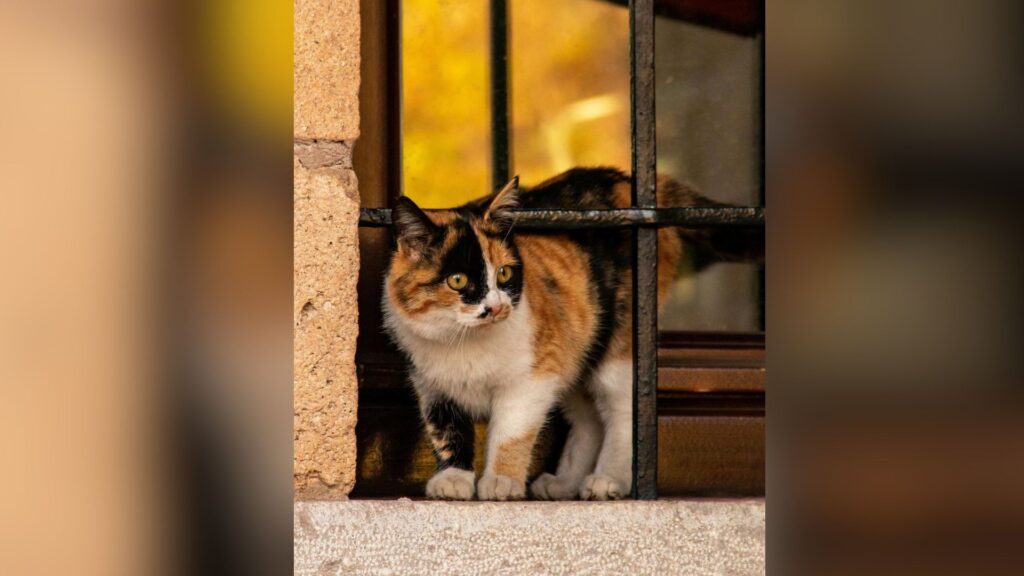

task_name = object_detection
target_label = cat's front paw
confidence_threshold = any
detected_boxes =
[530,473,580,500]
[580,473,629,501]
[425,467,476,500]
[476,473,525,501]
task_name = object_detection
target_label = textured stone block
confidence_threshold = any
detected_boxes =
[295,500,766,575]
[294,0,361,140]
[293,146,360,499]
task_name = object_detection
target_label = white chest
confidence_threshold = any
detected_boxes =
[387,300,535,416]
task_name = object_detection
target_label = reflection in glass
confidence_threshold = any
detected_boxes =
[402,0,490,207]
[656,18,762,332]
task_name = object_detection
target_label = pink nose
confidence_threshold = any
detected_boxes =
[487,303,504,316]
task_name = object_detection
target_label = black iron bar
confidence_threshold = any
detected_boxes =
[489,0,511,190]
[358,207,764,229]
[755,30,766,331]
[630,0,658,500]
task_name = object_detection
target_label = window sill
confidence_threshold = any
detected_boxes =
[295,499,765,574]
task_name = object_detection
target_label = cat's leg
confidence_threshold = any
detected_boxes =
[530,389,603,500]
[478,379,560,501]
[582,359,633,500]
[420,391,477,500]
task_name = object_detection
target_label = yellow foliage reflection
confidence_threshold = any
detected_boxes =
[403,0,629,207]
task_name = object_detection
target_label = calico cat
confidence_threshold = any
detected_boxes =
[383,167,757,500]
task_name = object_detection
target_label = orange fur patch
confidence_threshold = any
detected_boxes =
[385,210,464,319]
[517,234,596,381]
[492,428,540,482]
[474,229,519,270]
[612,180,632,208]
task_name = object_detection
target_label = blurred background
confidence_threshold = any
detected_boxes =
[768,0,1024,574]
[0,1,292,575]
[0,0,1022,575]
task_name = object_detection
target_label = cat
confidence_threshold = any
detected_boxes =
[382,167,759,500]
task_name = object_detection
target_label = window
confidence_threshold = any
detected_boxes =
[353,0,764,498]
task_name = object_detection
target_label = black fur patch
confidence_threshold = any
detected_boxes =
[573,229,630,387]
[496,241,524,307]
[517,167,628,211]
[437,220,489,305]
[431,216,525,309]
[424,398,475,471]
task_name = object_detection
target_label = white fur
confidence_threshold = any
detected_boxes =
[425,467,475,500]
[531,389,604,500]
[477,472,525,501]
[385,289,535,418]
[479,246,512,316]
[583,359,633,500]
[484,374,562,470]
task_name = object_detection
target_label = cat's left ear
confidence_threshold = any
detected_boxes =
[484,175,520,225]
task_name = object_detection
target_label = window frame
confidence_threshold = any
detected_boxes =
[354,0,765,499]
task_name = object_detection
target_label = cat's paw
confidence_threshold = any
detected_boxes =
[476,473,525,501]
[530,473,580,500]
[425,468,476,500]
[580,473,629,500]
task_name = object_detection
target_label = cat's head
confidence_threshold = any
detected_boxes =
[383,177,523,341]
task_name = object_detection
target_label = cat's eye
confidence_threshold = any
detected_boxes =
[497,265,514,285]
[446,273,468,291]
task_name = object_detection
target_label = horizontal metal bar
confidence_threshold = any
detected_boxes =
[359,207,764,229]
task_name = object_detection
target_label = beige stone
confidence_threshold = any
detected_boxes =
[295,139,354,174]
[293,148,360,499]
[294,0,361,140]
[295,500,766,575]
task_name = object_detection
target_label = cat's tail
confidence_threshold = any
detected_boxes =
[657,176,764,271]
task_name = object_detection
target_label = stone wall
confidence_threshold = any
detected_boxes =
[293,0,361,500]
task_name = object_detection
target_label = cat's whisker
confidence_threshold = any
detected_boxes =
[445,323,464,349]
[457,324,469,358]
[501,212,521,244]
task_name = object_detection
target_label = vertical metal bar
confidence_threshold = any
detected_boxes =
[389,0,403,200]
[630,0,658,500]
[755,30,765,331]
[489,0,511,190]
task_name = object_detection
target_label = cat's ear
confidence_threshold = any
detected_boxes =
[392,196,439,257]
[484,175,520,225]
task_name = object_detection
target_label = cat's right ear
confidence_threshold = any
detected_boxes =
[392,196,439,257]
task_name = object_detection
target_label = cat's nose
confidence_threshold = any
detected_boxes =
[485,303,504,317]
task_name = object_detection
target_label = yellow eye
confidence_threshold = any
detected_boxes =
[446,273,468,291]
[497,265,514,285]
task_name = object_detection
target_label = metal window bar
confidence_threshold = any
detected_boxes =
[490,0,511,190]
[755,29,766,331]
[359,207,764,229]
[629,0,658,500]
[361,0,765,500]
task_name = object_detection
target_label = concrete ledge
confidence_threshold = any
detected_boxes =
[295,499,764,575]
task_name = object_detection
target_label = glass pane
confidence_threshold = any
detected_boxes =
[510,0,630,183]
[656,18,763,333]
[402,0,490,207]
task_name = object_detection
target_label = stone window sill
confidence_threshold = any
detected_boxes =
[295,498,765,575]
